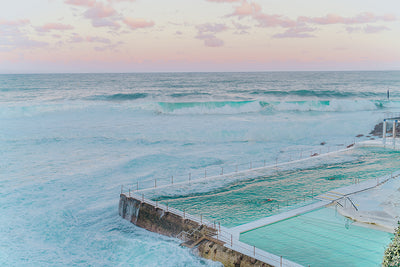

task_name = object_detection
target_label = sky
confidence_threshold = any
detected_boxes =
[1,0,400,73]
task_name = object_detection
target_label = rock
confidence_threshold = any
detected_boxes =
[356,134,364,138]
[370,122,383,136]
[370,121,400,136]
[320,142,326,145]
[347,144,354,148]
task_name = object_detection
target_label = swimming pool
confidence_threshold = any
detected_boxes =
[240,207,393,267]
[151,147,400,227]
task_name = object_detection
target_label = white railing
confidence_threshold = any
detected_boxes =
[384,112,400,119]
[123,142,356,193]
[124,192,301,267]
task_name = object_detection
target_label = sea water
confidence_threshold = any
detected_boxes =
[1,71,400,266]
[151,147,400,228]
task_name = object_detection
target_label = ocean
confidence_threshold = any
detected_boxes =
[1,71,400,266]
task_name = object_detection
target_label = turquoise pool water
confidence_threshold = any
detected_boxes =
[153,147,400,227]
[240,208,393,267]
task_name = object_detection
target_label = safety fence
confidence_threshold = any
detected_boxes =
[123,142,356,193]
[384,112,400,119]
[126,192,301,267]
[122,170,400,267]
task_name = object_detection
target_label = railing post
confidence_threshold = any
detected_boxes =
[200,214,202,224]
[231,234,233,246]
[142,193,144,202]
[167,202,169,212]
[218,222,221,232]
[383,119,387,145]
[280,256,283,267]
[253,245,255,256]
[156,200,158,208]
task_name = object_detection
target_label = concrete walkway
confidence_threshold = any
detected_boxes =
[228,170,399,236]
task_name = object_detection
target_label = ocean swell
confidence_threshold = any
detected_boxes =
[155,100,390,115]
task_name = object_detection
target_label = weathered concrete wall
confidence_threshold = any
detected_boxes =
[119,194,214,237]
[119,194,273,267]
[196,240,272,267]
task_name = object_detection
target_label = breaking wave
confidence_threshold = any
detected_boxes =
[155,100,390,115]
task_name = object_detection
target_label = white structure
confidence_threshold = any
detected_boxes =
[382,118,398,147]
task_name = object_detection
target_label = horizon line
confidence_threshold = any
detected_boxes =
[1,69,400,75]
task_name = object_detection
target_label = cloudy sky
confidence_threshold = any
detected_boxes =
[1,0,399,73]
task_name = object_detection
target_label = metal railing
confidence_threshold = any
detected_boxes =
[123,142,356,193]
[384,112,400,119]
[124,191,301,267]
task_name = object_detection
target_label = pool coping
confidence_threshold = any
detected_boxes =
[228,169,399,237]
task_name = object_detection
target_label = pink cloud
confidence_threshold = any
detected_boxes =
[382,14,397,21]
[84,2,116,19]
[83,2,121,29]
[94,41,124,52]
[207,0,240,2]
[364,25,389,34]
[229,2,295,28]
[123,18,155,30]
[91,18,120,29]
[86,36,112,44]
[195,23,228,47]
[70,34,85,43]
[230,1,261,17]
[37,23,74,32]
[0,19,30,26]
[197,23,228,33]
[196,33,224,47]
[298,12,397,25]
[0,25,48,51]
[255,13,296,28]
[273,26,316,38]
[65,0,95,7]
[232,21,250,34]
[69,34,112,44]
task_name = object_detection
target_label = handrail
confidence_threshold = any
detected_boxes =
[345,197,358,211]
[124,142,356,193]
